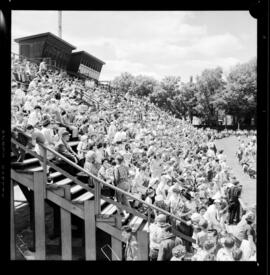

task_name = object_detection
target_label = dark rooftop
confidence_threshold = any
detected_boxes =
[72,50,105,65]
[14,32,76,50]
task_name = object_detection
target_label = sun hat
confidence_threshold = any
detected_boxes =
[42,119,50,127]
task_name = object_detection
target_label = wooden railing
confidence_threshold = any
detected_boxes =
[11,128,198,260]
[11,130,193,227]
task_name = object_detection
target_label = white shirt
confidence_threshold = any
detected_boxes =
[28,111,41,127]
[13,88,25,106]
[216,248,233,261]
[203,204,221,231]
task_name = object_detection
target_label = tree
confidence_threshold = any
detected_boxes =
[160,76,181,96]
[195,67,226,125]
[223,58,257,125]
[129,75,158,97]
[174,80,198,121]
[149,85,170,110]
[111,72,135,95]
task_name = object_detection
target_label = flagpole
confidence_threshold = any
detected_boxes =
[58,11,62,39]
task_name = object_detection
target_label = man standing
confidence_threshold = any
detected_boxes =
[227,179,242,225]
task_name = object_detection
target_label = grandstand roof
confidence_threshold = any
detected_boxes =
[72,50,105,65]
[14,32,76,50]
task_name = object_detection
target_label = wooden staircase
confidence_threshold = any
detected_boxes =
[11,141,149,260]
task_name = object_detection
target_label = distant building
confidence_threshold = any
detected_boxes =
[14,32,76,70]
[67,51,105,82]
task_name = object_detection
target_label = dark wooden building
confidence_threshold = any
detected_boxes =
[14,32,76,70]
[67,51,105,82]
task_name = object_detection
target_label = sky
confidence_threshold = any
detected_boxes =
[12,11,257,82]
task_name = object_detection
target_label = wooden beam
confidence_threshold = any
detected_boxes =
[111,214,122,261]
[10,180,16,260]
[137,231,149,260]
[84,200,96,260]
[61,186,72,260]
[96,222,122,242]
[11,170,34,190]
[46,186,65,197]
[33,172,46,260]
[46,189,84,219]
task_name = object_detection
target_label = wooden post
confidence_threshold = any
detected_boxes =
[137,231,149,260]
[84,200,96,260]
[94,181,101,215]
[10,180,16,260]
[111,214,122,261]
[42,147,47,186]
[61,185,72,260]
[34,171,46,260]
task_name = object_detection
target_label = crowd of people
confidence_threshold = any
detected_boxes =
[236,136,257,179]
[11,57,257,261]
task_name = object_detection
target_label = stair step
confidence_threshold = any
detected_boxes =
[70,185,84,194]
[101,204,114,215]
[129,216,144,232]
[72,192,94,203]
[22,158,39,165]
[54,178,73,186]
[50,171,62,179]
[106,205,117,216]
[101,204,112,215]
[27,166,43,172]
